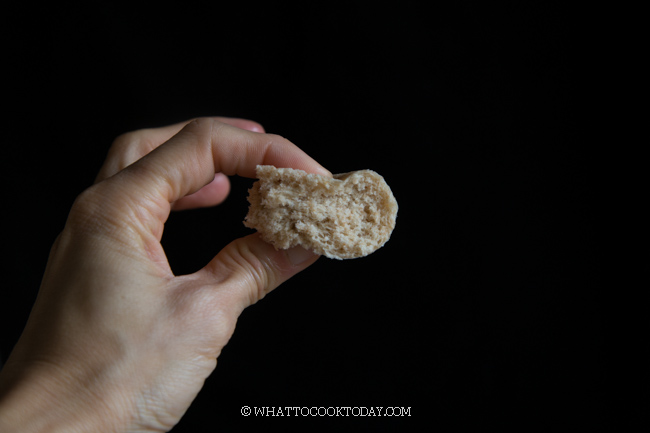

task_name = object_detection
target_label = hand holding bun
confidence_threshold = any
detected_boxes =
[244,165,398,259]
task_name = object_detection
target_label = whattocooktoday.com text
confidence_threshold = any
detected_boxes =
[240,406,411,417]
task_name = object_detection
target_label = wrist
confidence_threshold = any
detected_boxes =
[0,357,129,433]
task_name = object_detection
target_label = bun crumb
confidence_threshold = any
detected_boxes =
[244,165,398,259]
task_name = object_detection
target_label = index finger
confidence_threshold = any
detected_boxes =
[100,117,330,231]
[95,117,267,184]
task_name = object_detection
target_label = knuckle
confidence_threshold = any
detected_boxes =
[184,117,213,133]
[66,184,111,233]
[111,129,156,156]
[219,241,278,305]
[238,256,272,304]
[67,178,164,243]
[106,132,142,171]
[103,128,162,179]
[111,130,140,151]
[176,117,215,146]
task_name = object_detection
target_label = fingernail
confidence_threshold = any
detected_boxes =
[285,246,318,266]
[213,172,228,183]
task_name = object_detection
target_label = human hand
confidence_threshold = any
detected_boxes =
[0,117,330,432]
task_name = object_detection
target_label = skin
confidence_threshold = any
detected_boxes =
[0,117,331,432]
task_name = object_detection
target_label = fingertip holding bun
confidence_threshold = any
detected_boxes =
[243,165,398,260]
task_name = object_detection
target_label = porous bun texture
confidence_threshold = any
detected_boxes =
[244,165,398,259]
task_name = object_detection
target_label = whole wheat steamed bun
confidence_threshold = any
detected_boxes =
[243,165,398,259]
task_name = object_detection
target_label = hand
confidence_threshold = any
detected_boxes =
[0,117,330,432]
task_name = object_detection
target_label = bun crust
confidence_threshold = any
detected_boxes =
[244,165,398,259]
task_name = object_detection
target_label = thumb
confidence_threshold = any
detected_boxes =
[197,233,320,313]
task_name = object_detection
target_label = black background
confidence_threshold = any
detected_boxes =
[2,2,602,431]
